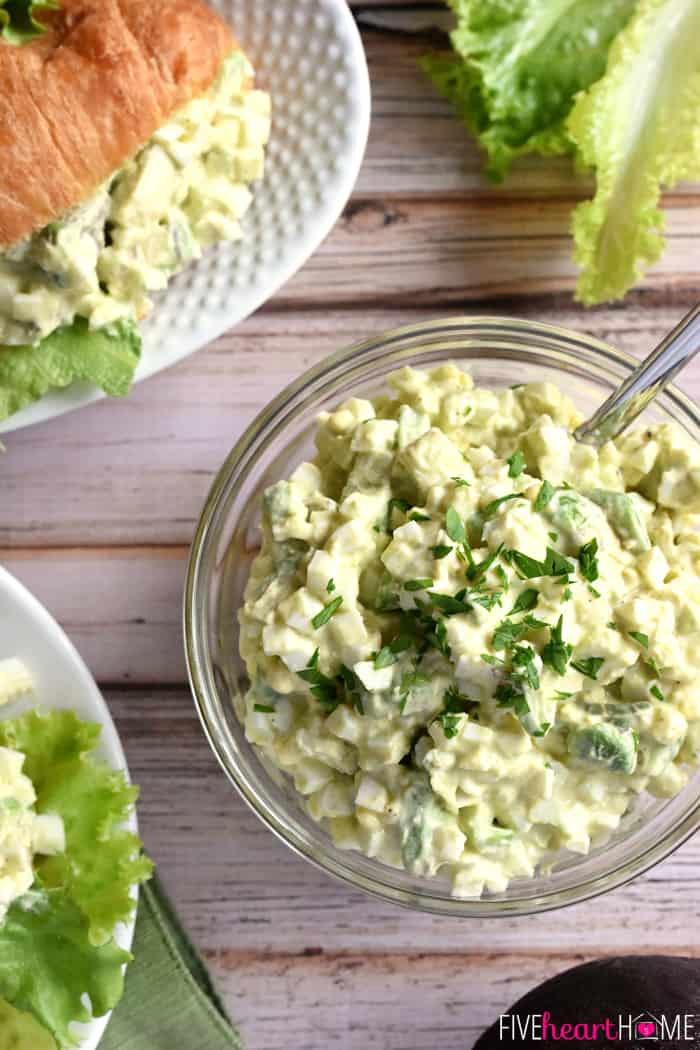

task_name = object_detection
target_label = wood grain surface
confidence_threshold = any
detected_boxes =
[2,8,700,1049]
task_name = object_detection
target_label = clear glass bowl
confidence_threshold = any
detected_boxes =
[184,317,700,916]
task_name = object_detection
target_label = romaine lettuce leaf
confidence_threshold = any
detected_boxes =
[0,710,152,946]
[568,0,700,304]
[423,0,636,181]
[0,0,57,44]
[0,316,141,423]
[0,889,129,1048]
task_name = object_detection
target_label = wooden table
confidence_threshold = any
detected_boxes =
[3,7,700,1048]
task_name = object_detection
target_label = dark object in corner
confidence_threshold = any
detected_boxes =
[474,955,700,1049]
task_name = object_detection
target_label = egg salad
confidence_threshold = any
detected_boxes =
[0,660,65,924]
[238,363,700,897]
[0,52,270,346]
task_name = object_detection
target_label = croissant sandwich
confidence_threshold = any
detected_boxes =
[0,0,270,421]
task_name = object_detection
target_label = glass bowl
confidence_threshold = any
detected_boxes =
[184,317,700,917]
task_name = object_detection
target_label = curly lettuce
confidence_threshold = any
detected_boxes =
[568,0,700,304]
[0,317,141,423]
[0,710,151,1047]
[0,0,57,44]
[422,0,637,181]
[0,891,130,1048]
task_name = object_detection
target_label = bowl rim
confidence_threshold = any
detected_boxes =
[184,315,700,917]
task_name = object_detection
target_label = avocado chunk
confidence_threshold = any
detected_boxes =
[588,490,651,552]
[568,723,638,774]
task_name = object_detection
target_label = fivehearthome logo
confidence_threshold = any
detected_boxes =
[498,1010,698,1042]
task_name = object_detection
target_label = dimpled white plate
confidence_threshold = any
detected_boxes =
[0,0,370,433]
[0,566,137,1049]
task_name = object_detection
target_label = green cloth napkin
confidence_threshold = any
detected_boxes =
[101,875,242,1050]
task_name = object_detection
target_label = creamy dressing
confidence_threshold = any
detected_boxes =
[237,364,700,896]
[0,52,270,345]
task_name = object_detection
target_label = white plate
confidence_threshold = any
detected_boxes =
[0,0,370,434]
[0,565,136,1050]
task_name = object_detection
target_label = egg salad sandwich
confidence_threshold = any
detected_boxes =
[0,0,270,422]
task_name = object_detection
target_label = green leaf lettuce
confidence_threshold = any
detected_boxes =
[0,0,58,44]
[0,317,141,423]
[0,890,130,1048]
[568,0,700,304]
[422,0,636,181]
[0,710,152,1047]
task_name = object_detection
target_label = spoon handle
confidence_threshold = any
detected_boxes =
[574,303,700,446]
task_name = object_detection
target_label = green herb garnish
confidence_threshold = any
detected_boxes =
[451,476,471,487]
[578,538,599,583]
[628,630,649,649]
[404,578,434,592]
[509,588,539,615]
[431,544,453,559]
[311,595,344,629]
[534,480,555,512]
[254,704,275,713]
[571,656,605,680]
[650,685,666,702]
[483,492,526,520]
[326,579,336,593]
[542,615,573,676]
[507,450,526,478]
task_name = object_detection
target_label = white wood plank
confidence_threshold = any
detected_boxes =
[3,303,700,548]
[0,548,187,685]
[106,688,700,957]
[208,951,593,1050]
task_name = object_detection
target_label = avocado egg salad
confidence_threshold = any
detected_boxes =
[0,658,151,1048]
[0,0,270,423]
[238,363,700,897]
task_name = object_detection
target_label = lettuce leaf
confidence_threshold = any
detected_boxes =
[0,710,152,946]
[568,0,700,304]
[423,0,636,181]
[0,316,141,423]
[0,0,57,44]
[0,999,57,1050]
[0,890,130,1048]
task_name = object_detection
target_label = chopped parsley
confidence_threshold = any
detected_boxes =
[494,565,509,589]
[650,685,666,702]
[481,653,504,666]
[512,643,540,689]
[507,450,526,478]
[374,635,412,669]
[431,544,453,559]
[492,614,548,650]
[253,704,275,713]
[466,544,504,584]
[435,687,478,738]
[570,656,605,680]
[505,546,573,579]
[403,578,434,592]
[628,630,649,649]
[495,680,529,718]
[298,649,355,712]
[409,511,431,523]
[451,476,471,487]
[534,480,555,512]
[482,492,526,520]
[588,585,601,598]
[326,578,336,593]
[509,588,539,615]
[542,615,573,676]
[578,538,599,583]
[311,595,344,629]
[562,587,573,602]
[548,531,559,543]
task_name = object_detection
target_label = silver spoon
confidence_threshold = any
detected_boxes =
[574,303,700,446]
